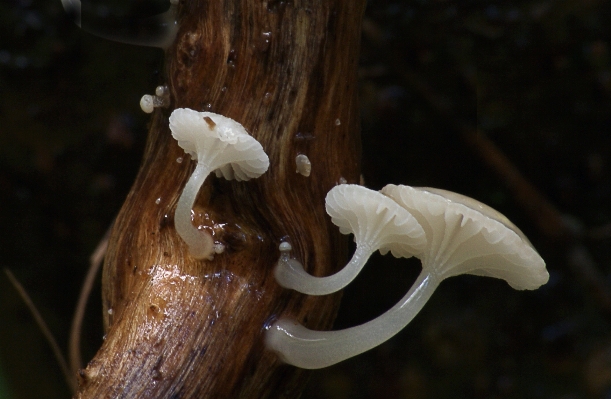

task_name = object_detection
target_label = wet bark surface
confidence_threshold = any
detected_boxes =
[76,0,365,397]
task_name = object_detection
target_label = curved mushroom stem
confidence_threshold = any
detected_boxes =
[60,0,178,49]
[175,162,215,260]
[266,271,439,369]
[274,245,376,295]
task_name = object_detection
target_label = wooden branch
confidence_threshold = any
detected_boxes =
[76,0,365,397]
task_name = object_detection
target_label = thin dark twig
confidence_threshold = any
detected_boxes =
[69,222,112,378]
[4,268,77,393]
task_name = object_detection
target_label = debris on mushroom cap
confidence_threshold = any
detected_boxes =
[169,108,270,181]
[274,184,426,295]
[381,184,549,290]
[169,108,269,260]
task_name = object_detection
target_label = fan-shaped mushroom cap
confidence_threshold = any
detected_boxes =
[274,184,425,295]
[267,184,548,370]
[169,108,269,180]
[169,108,269,260]
[381,184,548,290]
[326,185,426,259]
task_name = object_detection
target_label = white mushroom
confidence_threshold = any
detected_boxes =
[380,184,548,289]
[155,85,170,99]
[169,108,269,260]
[274,184,426,295]
[266,184,548,369]
[140,85,170,114]
[140,95,156,114]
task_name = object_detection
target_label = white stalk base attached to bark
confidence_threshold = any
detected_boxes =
[267,183,549,369]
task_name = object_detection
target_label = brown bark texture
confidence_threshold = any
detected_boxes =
[75,0,365,397]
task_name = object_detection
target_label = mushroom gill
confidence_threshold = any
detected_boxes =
[267,184,548,369]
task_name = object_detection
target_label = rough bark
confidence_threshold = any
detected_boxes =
[76,0,364,397]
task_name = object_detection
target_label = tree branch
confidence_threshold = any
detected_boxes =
[76,1,365,397]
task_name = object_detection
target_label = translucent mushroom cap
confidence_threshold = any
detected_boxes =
[326,185,426,258]
[381,184,549,290]
[169,108,270,181]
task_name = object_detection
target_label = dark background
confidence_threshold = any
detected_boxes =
[1,1,611,398]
